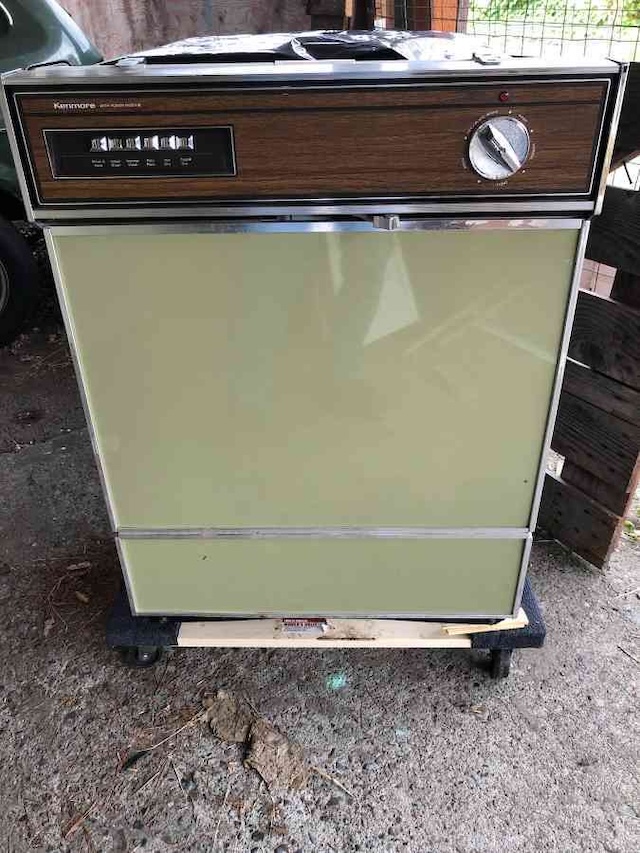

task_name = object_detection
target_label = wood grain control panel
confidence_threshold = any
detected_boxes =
[3,73,618,216]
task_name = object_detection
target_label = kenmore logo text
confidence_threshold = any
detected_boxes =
[53,102,96,110]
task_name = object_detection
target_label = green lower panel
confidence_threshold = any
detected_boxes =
[121,537,525,617]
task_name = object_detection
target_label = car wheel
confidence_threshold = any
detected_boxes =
[0,217,40,347]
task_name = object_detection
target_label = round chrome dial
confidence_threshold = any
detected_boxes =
[468,116,531,180]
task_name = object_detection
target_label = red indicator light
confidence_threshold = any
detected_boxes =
[499,91,510,102]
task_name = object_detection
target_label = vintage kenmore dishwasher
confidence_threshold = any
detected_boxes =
[0,32,627,670]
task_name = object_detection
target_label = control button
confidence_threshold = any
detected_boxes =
[468,116,530,180]
[176,134,194,150]
[90,136,108,152]
[108,137,124,151]
[159,136,174,150]
[142,135,159,150]
[124,135,141,150]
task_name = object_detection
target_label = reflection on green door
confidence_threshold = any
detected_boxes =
[50,227,577,616]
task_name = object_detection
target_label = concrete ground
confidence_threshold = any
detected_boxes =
[0,287,638,853]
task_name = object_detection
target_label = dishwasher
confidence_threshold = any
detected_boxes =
[1,31,627,673]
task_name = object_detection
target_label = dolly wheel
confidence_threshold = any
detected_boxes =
[119,645,162,668]
[490,648,512,679]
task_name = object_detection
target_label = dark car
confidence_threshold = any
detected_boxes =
[0,0,101,345]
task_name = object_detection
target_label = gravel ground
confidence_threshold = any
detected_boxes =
[0,281,638,853]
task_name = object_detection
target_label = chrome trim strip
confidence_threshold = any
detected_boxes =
[46,217,584,236]
[32,201,595,222]
[512,533,533,617]
[526,220,591,537]
[43,228,118,534]
[117,526,531,540]
[594,62,629,216]
[2,58,619,86]
[0,2,14,27]
[134,608,515,620]
[10,76,615,93]
[44,229,143,617]
[113,530,139,616]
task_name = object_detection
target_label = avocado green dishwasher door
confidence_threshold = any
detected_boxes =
[49,226,578,616]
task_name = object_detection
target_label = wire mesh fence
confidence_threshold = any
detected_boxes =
[372,1,640,61]
[465,1,640,61]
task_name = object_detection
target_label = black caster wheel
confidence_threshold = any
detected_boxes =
[119,645,162,668]
[489,648,513,679]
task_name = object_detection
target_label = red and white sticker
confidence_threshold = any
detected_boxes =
[281,618,328,635]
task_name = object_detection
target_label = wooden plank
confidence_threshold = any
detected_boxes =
[563,359,640,426]
[178,617,473,648]
[568,290,640,390]
[430,0,460,30]
[561,458,640,517]
[552,391,640,488]
[178,608,530,647]
[442,609,528,636]
[558,360,640,515]
[392,1,431,28]
[538,472,621,567]
[611,270,640,311]
[586,187,640,276]
[374,0,395,25]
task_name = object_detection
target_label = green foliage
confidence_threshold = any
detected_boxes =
[623,519,640,541]
[474,0,640,29]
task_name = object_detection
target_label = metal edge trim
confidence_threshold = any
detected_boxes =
[116,527,531,540]
[139,608,514,620]
[2,62,619,86]
[45,218,584,236]
[525,221,591,539]
[113,531,139,617]
[30,201,595,221]
[512,532,533,617]
[6,76,613,105]
[0,82,35,220]
[45,229,139,614]
[43,229,119,534]
[594,62,629,216]
[585,77,612,197]
[0,2,14,27]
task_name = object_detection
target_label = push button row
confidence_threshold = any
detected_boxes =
[90,134,195,153]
